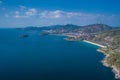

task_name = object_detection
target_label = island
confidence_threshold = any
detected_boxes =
[19,34,29,38]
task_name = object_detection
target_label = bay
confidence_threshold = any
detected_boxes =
[0,29,116,80]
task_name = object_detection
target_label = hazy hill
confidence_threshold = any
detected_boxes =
[39,24,112,34]
[80,24,112,33]
[93,28,120,52]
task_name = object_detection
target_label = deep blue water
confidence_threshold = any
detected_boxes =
[0,29,116,80]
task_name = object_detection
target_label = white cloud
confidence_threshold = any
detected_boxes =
[40,10,63,18]
[39,10,120,26]
[13,8,38,18]
[4,7,120,26]
[13,11,22,18]
[13,11,27,18]
[12,9,83,19]
[40,10,83,19]
[25,8,37,16]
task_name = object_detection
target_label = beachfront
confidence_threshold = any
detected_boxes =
[83,40,107,48]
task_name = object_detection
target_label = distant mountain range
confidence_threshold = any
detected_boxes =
[22,24,113,33]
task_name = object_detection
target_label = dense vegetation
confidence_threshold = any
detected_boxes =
[93,29,120,50]
[95,29,120,69]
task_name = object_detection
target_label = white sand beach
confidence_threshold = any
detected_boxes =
[83,40,107,48]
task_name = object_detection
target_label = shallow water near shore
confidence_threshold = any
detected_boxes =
[0,29,116,80]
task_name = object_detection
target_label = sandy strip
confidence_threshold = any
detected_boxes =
[83,40,107,48]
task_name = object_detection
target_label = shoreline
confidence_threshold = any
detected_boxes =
[97,49,120,79]
[53,34,120,79]
[80,39,120,79]
[83,40,107,48]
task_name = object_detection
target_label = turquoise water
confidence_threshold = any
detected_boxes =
[0,29,116,80]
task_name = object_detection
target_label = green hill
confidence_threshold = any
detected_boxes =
[93,29,120,69]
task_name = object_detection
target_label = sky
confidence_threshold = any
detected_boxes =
[0,0,120,27]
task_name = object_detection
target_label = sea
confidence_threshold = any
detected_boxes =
[0,29,116,80]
